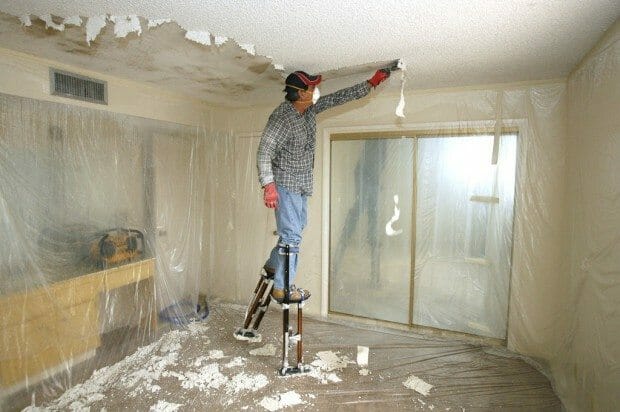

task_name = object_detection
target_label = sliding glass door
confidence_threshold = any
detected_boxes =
[329,138,414,324]
[329,133,517,339]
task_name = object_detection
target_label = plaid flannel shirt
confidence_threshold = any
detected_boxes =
[257,81,371,195]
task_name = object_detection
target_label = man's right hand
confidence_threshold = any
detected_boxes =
[368,69,390,87]
[263,182,279,208]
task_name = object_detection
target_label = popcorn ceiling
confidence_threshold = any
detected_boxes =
[19,14,31,26]
[40,13,64,31]
[214,35,228,46]
[148,18,171,28]
[85,15,107,45]
[239,43,256,56]
[0,0,616,87]
[63,15,82,26]
[109,15,142,38]
[185,30,211,46]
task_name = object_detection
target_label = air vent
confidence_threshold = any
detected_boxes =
[49,68,107,105]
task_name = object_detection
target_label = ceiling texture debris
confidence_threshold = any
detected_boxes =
[0,1,618,108]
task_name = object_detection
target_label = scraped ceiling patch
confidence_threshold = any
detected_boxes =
[2,1,617,90]
[13,14,286,72]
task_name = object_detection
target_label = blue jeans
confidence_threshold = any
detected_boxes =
[265,185,307,290]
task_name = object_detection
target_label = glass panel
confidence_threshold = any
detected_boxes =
[330,138,413,324]
[413,134,517,338]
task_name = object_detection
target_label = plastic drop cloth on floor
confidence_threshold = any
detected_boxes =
[14,302,561,411]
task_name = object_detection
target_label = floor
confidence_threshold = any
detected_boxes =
[9,301,562,411]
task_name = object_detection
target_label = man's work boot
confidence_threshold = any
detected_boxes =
[271,286,311,304]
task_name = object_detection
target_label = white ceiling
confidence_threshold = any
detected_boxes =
[0,1,618,108]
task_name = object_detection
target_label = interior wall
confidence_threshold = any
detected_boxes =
[0,47,229,128]
[562,19,620,411]
[226,79,570,347]
[0,46,237,299]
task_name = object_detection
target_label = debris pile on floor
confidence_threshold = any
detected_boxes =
[19,303,559,411]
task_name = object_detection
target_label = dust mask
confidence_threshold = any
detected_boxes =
[312,87,320,104]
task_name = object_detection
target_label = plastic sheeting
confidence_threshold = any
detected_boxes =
[0,21,618,411]
[329,134,516,338]
[0,93,212,408]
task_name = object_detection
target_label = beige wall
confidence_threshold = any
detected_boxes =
[561,19,620,411]
[0,47,229,128]
[0,46,236,302]
[225,80,570,344]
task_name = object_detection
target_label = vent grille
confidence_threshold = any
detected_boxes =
[50,69,107,105]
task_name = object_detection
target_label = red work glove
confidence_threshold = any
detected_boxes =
[368,69,390,87]
[263,182,278,209]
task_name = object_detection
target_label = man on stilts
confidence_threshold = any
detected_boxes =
[236,68,391,374]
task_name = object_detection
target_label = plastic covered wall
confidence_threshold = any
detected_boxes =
[0,92,211,407]
[228,24,617,407]
[562,22,620,411]
[0,20,617,411]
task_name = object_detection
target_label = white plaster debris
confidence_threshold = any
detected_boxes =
[39,14,65,31]
[28,323,218,409]
[395,59,407,118]
[207,349,225,359]
[359,368,370,376]
[63,16,82,26]
[164,362,228,391]
[185,30,211,46]
[403,375,434,396]
[259,391,305,411]
[85,15,107,45]
[214,36,228,46]
[385,194,403,236]
[150,400,183,412]
[239,43,256,55]
[249,343,277,357]
[110,15,142,38]
[19,14,31,26]
[307,350,351,383]
[357,345,369,367]
[225,356,246,368]
[312,350,349,372]
[274,63,285,71]
[148,18,171,28]
[228,372,269,394]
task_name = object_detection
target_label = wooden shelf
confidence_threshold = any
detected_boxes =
[0,258,155,388]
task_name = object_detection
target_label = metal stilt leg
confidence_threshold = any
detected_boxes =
[234,268,274,341]
[279,245,311,376]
